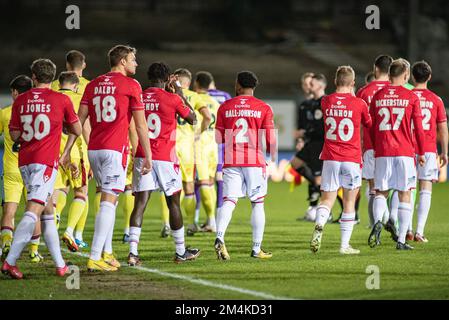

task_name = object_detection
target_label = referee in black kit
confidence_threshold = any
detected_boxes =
[291,73,327,221]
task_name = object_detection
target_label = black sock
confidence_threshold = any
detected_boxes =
[296,165,317,185]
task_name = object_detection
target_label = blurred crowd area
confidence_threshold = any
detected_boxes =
[1,0,449,98]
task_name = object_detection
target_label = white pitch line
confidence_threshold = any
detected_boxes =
[63,249,296,300]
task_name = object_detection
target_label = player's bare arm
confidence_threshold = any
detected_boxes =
[128,118,139,157]
[198,106,212,133]
[60,104,86,167]
[132,109,153,174]
[437,121,449,167]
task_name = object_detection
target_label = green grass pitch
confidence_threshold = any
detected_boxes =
[1,180,449,299]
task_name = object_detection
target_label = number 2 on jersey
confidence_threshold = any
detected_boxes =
[379,107,405,131]
[93,95,117,122]
[235,118,249,143]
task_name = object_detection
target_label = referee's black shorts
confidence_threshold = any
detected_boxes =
[295,140,324,176]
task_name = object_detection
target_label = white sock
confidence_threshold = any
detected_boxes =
[398,202,412,243]
[315,205,330,227]
[373,195,387,223]
[416,190,431,235]
[172,227,185,256]
[129,226,141,256]
[103,209,116,255]
[90,201,116,261]
[208,216,216,229]
[216,198,236,242]
[75,231,83,241]
[389,191,399,225]
[409,195,416,232]
[65,226,74,237]
[340,212,355,249]
[251,202,265,254]
[6,211,37,266]
[41,215,65,268]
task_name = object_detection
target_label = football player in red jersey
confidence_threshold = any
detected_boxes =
[61,45,152,271]
[411,61,448,243]
[356,55,393,229]
[214,71,277,260]
[2,59,82,279]
[368,59,426,250]
[310,66,372,254]
[127,62,199,266]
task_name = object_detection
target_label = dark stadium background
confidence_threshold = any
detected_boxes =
[0,0,448,156]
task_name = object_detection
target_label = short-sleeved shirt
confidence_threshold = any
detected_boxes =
[412,88,447,153]
[208,89,232,105]
[0,105,20,175]
[9,88,79,167]
[356,80,390,151]
[81,72,144,153]
[320,93,372,164]
[370,85,425,158]
[215,95,276,168]
[135,87,191,162]
[176,89,205,142]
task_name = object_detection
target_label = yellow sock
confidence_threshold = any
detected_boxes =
[29,236,40,253]
[210,184,217,214]
[56,191,68,218]
[183,194,196,225]
[75,199,88,238]
[123,190,134,234]
[161,193,170,225]
[67,198,86,231]
[94,192,101,216]
[200,185,215,220]
[1,228,13,247]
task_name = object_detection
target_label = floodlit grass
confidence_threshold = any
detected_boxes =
[2,181,449,299]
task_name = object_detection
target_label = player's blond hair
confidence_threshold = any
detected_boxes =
[389,58,409,78]
[335,66,355,87]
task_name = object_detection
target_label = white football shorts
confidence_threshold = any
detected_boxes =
[374,156,416,191]
[132,158,182,196]
[19,163,57,206]
[88,150,127,194]
[223,166,267,202]
[321,161,362,192]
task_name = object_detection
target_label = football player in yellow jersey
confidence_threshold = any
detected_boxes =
[52,72,90,252]
[159,68,211,237]
[0,75,44,263]
[193,72,220,232]
[51,50,89,94]
[51,50,91,249]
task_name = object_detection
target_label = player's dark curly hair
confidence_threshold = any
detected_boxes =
[412,60,432,84]
[237,71,258,89]
[147,62,171,82]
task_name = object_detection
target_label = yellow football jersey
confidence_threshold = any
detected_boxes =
[196,92,220,141]
[176,89,205,142]
[0,105,20,175]
[58,89,84,158]
[51,76,90,96]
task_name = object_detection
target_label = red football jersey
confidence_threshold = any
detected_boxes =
[370,85,425,157]
[135,87,191,162]
[81,72,144,154]
[9,88,79,167]
[215,95,276,168]
[320,93,372,164]
[356,80,390,152]
[412,88,447,153]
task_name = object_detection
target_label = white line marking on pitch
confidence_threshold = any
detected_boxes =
[64,250,296,300]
